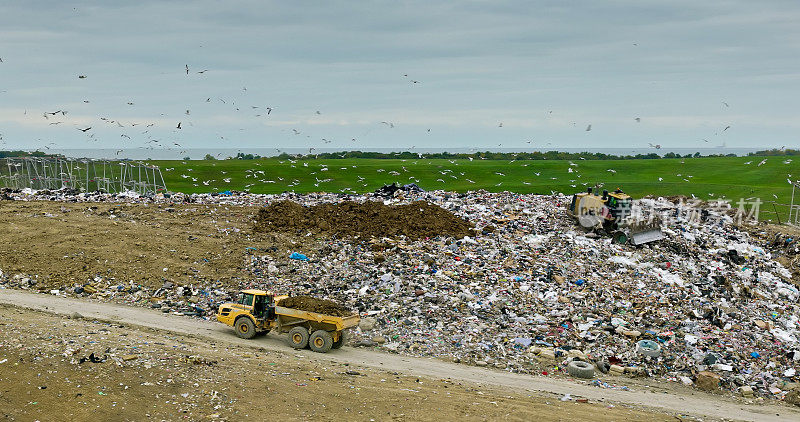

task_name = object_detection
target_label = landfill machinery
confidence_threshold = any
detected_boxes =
[566,187,664,245]
[216,290,360,353]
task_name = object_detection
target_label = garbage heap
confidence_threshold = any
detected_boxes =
[0,187,798,401]
[248,193,800,400]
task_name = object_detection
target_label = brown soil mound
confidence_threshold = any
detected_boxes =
[278,295,353,316]
[253,200,473,240]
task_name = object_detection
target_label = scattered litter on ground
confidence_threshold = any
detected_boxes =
[1,186,799,402]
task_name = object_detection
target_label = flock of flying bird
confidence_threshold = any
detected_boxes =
[2,57,793,196]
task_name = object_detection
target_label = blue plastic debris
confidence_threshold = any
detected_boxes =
[290,252,309,261]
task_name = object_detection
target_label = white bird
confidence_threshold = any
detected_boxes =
[758,159,767,166]
[743,161,752,165]
[495,172,505,176]
[607,169,616,174]
[784,159,793,164]
[658,177,663,181]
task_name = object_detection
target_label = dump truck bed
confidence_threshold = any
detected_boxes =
[274,306,360,332]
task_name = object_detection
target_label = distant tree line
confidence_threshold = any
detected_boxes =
[0,150,57,158]
[270,150,742,161]
[749,148,800,156]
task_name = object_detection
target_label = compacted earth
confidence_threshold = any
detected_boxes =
[0,306,678,421]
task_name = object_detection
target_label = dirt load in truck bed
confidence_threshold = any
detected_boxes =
[278,295,354,317]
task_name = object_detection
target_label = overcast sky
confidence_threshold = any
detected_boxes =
[1,0,799,153]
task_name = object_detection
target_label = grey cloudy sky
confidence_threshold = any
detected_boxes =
[1,0,799,153]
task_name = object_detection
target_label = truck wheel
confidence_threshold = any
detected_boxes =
[235,317,256,339]
[332,331,347,349]
[287,327,309,349]
[309,330,333,353]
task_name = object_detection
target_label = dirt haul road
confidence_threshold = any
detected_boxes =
[1,288,797,422]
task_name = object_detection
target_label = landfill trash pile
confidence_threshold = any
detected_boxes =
[278,295,354,317]
[374,182,425,197]
[253,200,474,240]
[248,193,800,402]
[1,186,799,403]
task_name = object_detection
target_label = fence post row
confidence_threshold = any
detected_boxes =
[0,157,167,195]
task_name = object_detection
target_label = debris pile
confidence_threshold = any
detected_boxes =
[1,187,799,402]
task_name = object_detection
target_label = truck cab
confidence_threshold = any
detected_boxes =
[217,289,287,338]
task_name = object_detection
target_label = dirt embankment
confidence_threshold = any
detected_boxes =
[253,200,474,240]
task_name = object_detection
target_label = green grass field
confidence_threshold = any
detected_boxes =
[154,156,800,222]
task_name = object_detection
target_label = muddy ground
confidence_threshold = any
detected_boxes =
[0,201,295,290]
[0,306,677,421]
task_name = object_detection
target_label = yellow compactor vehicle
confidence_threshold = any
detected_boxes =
[566,187,663,245]
[216,289,360,353]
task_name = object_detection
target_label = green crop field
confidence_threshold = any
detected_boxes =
[153,156,800,222]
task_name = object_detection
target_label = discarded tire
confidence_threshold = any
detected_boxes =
[567,360,595,379]
[636,340,661,357]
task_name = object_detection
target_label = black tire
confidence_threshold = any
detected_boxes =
[287,327,309,349]
[332,331,347,349]
[567,360,595,379]
[309,330,333,353]
[235,317,256,339]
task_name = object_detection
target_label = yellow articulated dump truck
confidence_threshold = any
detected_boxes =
[216,289,360,353]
